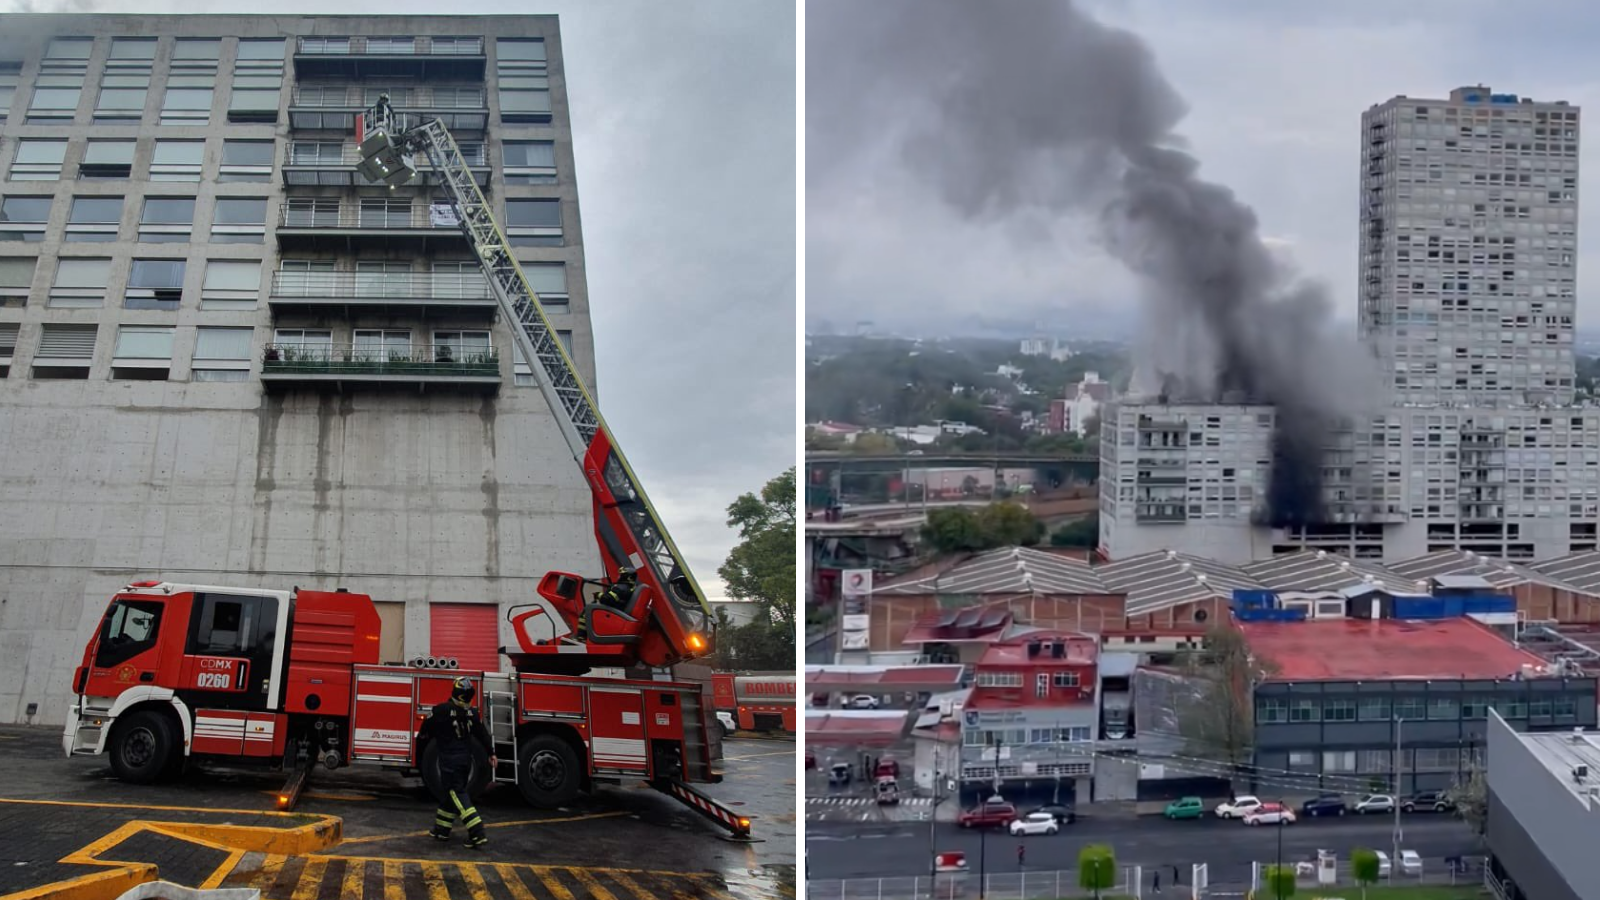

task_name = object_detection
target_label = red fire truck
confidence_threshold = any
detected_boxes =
[710,672,796,734]
[60,101,752,839]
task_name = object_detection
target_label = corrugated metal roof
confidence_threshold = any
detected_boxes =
[873,546,1109,596]
[1390,549,1581,592]
[1099,550,1260,616]
[1240,550,1419,595]
[1433,573,1494,590]
[1530,551,1600,593]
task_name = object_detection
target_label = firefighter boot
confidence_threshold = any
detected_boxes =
[431,809,454,842]
[465,829,488,849]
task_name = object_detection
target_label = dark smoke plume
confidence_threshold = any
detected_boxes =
[808,0,1377,528]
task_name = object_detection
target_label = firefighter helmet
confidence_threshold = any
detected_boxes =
[451,677,475,704]
[617,566,637,582]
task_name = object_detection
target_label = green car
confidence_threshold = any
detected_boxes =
[1164,797,1205,820]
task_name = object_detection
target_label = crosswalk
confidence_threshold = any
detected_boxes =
[804,796,935,823]
[213,851,792,900]
[806,796,935,808]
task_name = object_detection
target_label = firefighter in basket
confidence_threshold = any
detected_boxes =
[419,677,498,848]
[575,566,639,642]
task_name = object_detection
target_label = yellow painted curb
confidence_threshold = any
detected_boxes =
[0,862,155,900]
[157,814,343,856]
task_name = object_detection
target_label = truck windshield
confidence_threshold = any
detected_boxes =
[95,599,163,667]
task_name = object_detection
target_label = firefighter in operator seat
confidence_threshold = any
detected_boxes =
[575,566,638,642]
[419,677,497,848]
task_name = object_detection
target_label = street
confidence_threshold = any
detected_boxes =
[804,811,1480,885]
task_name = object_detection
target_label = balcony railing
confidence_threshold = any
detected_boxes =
[278,203,465,231]
[296,36,485,56]
[262,342,499,378]
[270,271,493,302]
[290,85,485,109]
[285,142,488,168]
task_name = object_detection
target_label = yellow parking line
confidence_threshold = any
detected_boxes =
[199,848,247,890]
[0,796,302,817]
[722,750,794,761]
[291,857,329,900]
[420,861,450,900]
[688,875,740,900]
[528,867,576,900]
[495,863,539,900]
[255,854,287,893]
[340,856,366,899]
[565,867,619,900]
[383,860,405,900]
[607,870,657,900]
[458,862,492,898]
[335,810,629,846]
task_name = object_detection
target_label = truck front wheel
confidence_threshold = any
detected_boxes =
[109,710,177,784]
[516,734,581,807]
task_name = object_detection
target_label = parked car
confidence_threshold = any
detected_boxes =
[958,801,1018,829]
[847,694,880,709]
[1372,850,1392,877]
[1163,797,1205,820]
[1399,850,1424,876]
[1008,812,1060,836]
[874,777,899,805]
[1026,803,1077,825]
[828,762,852,786]
[1215,795,1263,819]
[1243,803,1296,826]
[1355,794,1396,814]
[1402,790,1454,813]
[805,750,816,770]
[1300,794,1348,817]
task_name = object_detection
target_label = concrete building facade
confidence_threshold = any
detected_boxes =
[0,15,599,725]
[1485,711,1600,900]
[1099,86,1594,565]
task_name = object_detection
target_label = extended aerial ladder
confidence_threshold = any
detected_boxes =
[355,96,713,675]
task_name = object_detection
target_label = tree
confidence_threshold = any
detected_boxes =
[1176,625,1278,773]
[919,503,1043,555]
[921,507,987,555]
[718,468,796,639]
[1445,764,1488,840]
[1076,844,1116,900]
[1049,515,1099,548]
[848,432,900,454]
[974,502,1044,547]
[1350,848,1381,899]
[1262,864,1296,900]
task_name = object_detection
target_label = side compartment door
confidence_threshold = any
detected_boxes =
[179,593,277,711]
[348,670,419,763]
[586,687,649,774]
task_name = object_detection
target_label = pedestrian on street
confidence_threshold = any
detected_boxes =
[1153,869,1161,893]
[1174,864,1182,885]
[1016,844,1025,869]
[418,677,497,849]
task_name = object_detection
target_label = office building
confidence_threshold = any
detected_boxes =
[1099,86,1593,564]
[0,15,596,724]
[1485,711,1600,900]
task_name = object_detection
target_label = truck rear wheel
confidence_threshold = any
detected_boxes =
[516,734,581,808]
[420,741,491,805]
[110,710,177,784]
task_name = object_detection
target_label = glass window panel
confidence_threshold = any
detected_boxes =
[69,197,123,222]
[204,260,260,291]
[1,197,53,221]
[115,326,175,358]
[522,262,566,295]
[30,88,81,110]
[129,259,186,288]
[194,326,253,360]
[85,141,135,165]
[174,39,221,60]
[222,141,275,166]
[45,38,93,60]
[498,89,550,114]
[142,198,196,223]
[109,38,157,60]
[496,39,546,61]
[153,142,204,166]
[233,75,281,89]
[96,88,146,110]
[163,88,213,110]
[506,199,560,228]
[236,39,285,60]
[15,140,67,164]
[101,74,151,88]
[0,257,35,288]
[213,198,266,225]
[498,75,548,90]
[504,141,555,168]
[56,258,110,287]
[230,89,280,111]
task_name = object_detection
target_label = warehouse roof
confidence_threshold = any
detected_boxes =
[1242,550,1421,596]
[1390,549,1580,593]
[1099,550,1262,616]
[804,664,966,689]
[1239,617,1550,681]
[805,710,910,747]
[873,546,1108,596]
[1530,551,1600,594]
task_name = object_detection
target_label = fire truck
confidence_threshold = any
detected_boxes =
[710,672,796,735]
[61,98,751,840]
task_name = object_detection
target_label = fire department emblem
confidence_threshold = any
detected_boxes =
[116,665,136,683]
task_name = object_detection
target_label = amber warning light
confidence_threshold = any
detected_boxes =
[687,633,706,652]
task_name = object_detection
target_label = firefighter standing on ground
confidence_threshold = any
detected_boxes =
[419,677,497,848]
[575,566,639,641]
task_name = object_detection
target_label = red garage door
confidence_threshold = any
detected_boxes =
[430,603,501,673]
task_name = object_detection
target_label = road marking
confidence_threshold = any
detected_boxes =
[567,866,620,900]
[496,863,539,900]
[458,861,492,897]
[0,795,307,816]
[420,861,450,900]
[290,856,329,900]
[721,750,794,761]
[334,810,630,846]
[341,854,366,898]
[383,859,405,900]
[528,867,576,900]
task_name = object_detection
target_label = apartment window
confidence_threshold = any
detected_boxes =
[504,199,561,246]
[191,326,253,381]
[151,141,204,182]
[513,345,534,386]
[139,197,195,243]
[1357,696,1392,721]
[95,39,155,122]
[33,323,97,378]
[125,259,187,310]
[1323,699,1357,722]
[359,199,411,229]
[10,140,68,181]
[283,198,338,228]
[1322,750,1357,773]
[46,38,93,61]
[230,40,285,123]
[275,258,334,296]
[0,196,53,242]
[430,260,484,299]
[65,197,123,243]
[237,39,286,62]
[161,83,214,123]
[299,38,350,55]
[1426,696,1458,720]
[112,325,175,380]
[521,262,568,311]
[79,140,134,180]
[355,261,410,297]
[1393,697,1427,720]
[503,141,556,184]
[289,141,344,166]
[0,322,15,373]
[1357,749,1391,773]
[1414,748,1459,772]
[1288,699,1320,723]
[219,140,274,182]
[496,38,550,123]
[211,198,266,244]
[433,330,491,362]
[201,260,261,310]
[48,258,110,307]
[555,330,575,358]
[30,38,91,124]
[174,39,221,62]
[0,63,20,120]
[271,328,332,360]
[1459,697,1489,719]
[354,329,411,358]
[0,257,35,307]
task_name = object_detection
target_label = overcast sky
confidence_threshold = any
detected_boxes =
[807,0,1600,336]
[5,0,797,602]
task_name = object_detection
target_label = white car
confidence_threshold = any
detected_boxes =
[1399,850,1423,876]
[847,694,881,709]
[1372,850,1391,877]
[1008,812,1059,836]
[1243,803,1296,826]
[1215,795,1262,819]
[1355,794,1396,814]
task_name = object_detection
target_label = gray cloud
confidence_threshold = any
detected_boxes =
[1,1,796,600]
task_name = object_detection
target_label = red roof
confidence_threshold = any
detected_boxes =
[977,634,1097,667]
[805,711,909,747]
[805,665,966,689]
[901,608,1014,646]
[1238,617,1550,681]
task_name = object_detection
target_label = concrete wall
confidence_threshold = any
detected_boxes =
[1486,712,1596,900]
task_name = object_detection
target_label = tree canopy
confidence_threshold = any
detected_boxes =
[920,503,1044,555]
[1177,625,1278,769]
[712,468,796,669]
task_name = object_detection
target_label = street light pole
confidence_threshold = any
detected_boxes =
[1393,717,1404,878]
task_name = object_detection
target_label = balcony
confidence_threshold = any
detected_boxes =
[289,85,488,133]
[283,141,489,189]
[268,271,497,315]
[261,342,500,393]
[293,36,486,80]
[276,202,468,252]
